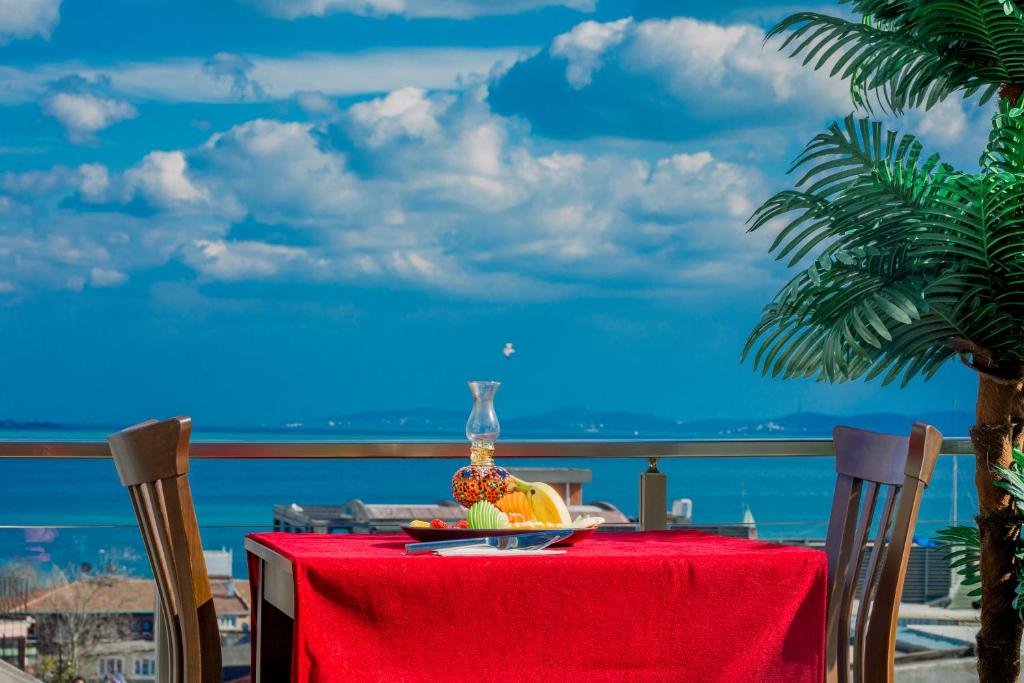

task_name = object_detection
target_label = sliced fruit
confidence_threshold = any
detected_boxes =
[495,491,535,521]
[409,520,431,528]
[572,515,605,529]
[466,500,510,529]
[509,520,545,529]
[509,476,573,527]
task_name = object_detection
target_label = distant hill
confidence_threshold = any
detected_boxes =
[1,409,972,439]
[278,408,974,439]
[0,419,75,431]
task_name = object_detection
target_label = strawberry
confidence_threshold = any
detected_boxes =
[454,520,469,529]
[429,518,449,528]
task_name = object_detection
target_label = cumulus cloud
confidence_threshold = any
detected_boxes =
[123,151,210,207]
[76,163,110,200]
[0,0,60,44]
[1,79,779,298]
[198,119,361,225]
[551,18,631,88]
[248,0,593,19]
[490,15,852,140]
[40,75,137,143]
[347,87,449,147]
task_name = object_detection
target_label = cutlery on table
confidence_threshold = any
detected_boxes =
[405,529,573,555]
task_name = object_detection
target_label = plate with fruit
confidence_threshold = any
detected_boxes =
[403,476,604,547]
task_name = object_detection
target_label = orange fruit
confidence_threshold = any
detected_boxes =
[496,491,535,520]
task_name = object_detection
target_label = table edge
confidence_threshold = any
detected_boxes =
[246,536,294,576]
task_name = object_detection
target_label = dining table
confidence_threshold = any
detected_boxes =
[245,530,827,682]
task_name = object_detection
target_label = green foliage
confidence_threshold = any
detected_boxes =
[938,448,1024,617]
[745,99,1024,386]
[936,524,982,598]
[769,0,1024,113]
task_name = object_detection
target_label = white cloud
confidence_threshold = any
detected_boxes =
[76,163,109,200]
[638,152,758,222]
[1,81,780,299]
[123,151,209,207]
[0,48,525,105]
[249,0,593,20]
[552,17,632,88]
[549,16,851,115]
[347,87,449,147]
[42,92,137,141]
[198,119,361,224]
[89,267,127,287]
[296,91,339,117]
[40,76,138,143]
[184,240,322,281]
[0,0,60,44]
[904,97,990,169]
[910,98,967,143]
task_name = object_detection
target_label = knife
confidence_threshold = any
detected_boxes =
[405,529,573,555]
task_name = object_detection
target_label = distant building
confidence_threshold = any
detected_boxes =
[6,549,251,681]
[274,498,633,534]
[78,638,156,683]
[24,576,156,650]
[0,617,32,670]
[205,549,251,636]
[272,467,638,533]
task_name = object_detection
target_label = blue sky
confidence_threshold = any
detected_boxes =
[0,0,988,427]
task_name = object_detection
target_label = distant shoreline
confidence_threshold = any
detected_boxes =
[0,408,975,440]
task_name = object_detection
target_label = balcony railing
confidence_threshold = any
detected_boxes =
[0,435,975,458]
[0,435,974,530]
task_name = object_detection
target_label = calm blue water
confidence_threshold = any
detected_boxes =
[0,430,978,577]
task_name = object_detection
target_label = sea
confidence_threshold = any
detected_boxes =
[0,428,979,579]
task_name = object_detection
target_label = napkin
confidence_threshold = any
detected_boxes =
[433,546,568,557]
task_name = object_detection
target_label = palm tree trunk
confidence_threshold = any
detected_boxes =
[974,373,1023,682]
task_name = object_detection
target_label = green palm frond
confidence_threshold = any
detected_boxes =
[983,96,1024,173]
[746,106,1024,385]
[769,1,1024,112]
[938,449,1024,613]
[936,525,983,598]
[994,448,1024,506]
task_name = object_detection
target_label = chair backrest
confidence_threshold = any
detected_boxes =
[824,422,942,683]
[108,417,222,683]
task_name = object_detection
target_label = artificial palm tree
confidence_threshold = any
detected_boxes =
[746,2,1024,680]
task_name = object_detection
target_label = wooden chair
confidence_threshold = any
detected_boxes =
[825,422,943,683]
[108,417,222,683]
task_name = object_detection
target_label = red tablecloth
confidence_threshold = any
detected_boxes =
[248,531,826,683]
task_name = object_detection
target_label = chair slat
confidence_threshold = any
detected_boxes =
[853,484,897,683]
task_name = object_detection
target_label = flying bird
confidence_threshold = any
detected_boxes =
[503,342,515,359]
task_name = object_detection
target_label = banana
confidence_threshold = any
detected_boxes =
[510,476,573,527]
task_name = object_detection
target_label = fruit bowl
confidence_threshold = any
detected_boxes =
[400,526,596,547]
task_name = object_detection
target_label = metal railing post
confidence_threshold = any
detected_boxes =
[639,457,667,531]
